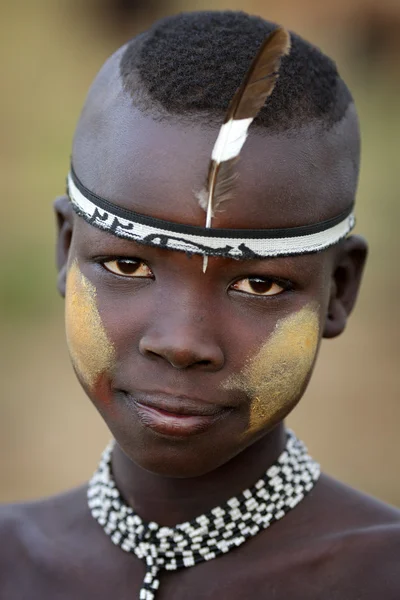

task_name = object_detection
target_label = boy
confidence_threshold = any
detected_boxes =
[1,10,399,600]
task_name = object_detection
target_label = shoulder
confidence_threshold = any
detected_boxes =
[297,474,400,598]
[0,500,44,568]
[312,521,400,599]
[0,484,90,549]
[0,487,93,596]
[311,473,400,530]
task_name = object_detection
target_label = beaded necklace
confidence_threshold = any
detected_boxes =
[88,431,320,600]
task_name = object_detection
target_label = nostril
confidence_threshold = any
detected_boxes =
[169,355,213,370]
[139,335,224,370]
[146,350,162,361]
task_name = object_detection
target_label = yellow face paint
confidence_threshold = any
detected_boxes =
[65,261,115,391]
[223,305,320,436]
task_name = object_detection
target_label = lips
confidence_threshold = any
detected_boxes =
[123,391,229,437]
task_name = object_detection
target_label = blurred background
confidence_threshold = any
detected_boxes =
[0,0,399,505]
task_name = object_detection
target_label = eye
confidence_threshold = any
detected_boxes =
[231,277,286,296]
[102,259,153,278]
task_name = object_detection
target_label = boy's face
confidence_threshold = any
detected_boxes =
[56,100,366,478]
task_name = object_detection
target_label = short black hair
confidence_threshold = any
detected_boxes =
[120,11,353,131]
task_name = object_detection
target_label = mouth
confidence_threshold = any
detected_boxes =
[123,391,230,437]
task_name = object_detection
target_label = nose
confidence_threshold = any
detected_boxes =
[139,315,225,371]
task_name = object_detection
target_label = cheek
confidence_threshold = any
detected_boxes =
[65,261,116,395]
[224,304,320,436]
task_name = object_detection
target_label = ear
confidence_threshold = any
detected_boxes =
[323,235,368,339]
[54,195,74,298]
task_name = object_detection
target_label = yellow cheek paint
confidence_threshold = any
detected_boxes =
[65,261,116,390]
[223,305,320,436]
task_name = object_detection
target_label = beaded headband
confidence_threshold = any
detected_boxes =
[67,166,355,261]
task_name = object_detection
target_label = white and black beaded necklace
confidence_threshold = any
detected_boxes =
[88,431,320,600]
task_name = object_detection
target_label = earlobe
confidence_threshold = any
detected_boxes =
[54,195,74,298]
[323,235,368,339]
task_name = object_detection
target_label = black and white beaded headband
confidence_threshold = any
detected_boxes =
[88,431,320,600]
[67,166,355,261]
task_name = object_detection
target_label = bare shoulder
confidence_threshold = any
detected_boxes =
[0,486,98,598]
[312,472,400,530]
[297,474,400,598]
[0,485,90,549]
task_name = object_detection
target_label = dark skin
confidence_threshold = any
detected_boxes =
[1,54,399,599]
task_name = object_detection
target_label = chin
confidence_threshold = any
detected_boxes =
[110,422,246,478]
[90,389,248,477]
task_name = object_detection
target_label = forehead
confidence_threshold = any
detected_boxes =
[72,90,358,230]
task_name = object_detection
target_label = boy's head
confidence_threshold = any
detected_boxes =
[55,11,367,477]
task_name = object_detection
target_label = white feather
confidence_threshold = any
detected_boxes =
[211,118,253,163]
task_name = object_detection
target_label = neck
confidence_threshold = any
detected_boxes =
[111,423,287,526]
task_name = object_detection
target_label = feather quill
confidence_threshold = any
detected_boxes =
[198,27,291,271]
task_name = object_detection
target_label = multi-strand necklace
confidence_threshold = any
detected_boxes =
[88,431,320,599]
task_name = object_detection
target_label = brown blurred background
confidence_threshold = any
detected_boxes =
[0,0,399,505]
